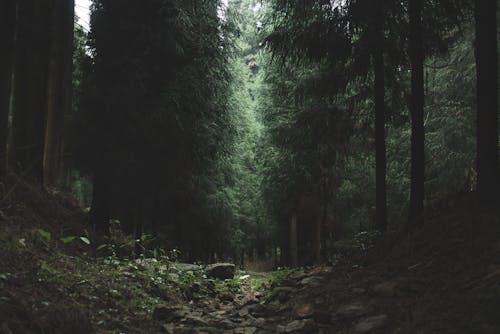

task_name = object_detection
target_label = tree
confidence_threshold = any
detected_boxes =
[12,1,51,181]
[0,0,16,178]
[408,0,425,228]
[475,0,499,212]
[44,0,75,187]
[82,0,239,259]
[367,1,388,232]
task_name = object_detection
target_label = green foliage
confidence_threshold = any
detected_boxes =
[257,0,476,258]
[59,236,76,244]
[71,0,479,262]
[37,229,51,241]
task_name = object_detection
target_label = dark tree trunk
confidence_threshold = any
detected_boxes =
[0,0,16,178]
[12,0,51,182]
[475,0,499,211]
[44,0,75,187]
[289,211,298,267]
[373,6,387,232]
[134,199,144,256]
[408,0,425,228]
[316,180,328,263]
[90,167,112,236]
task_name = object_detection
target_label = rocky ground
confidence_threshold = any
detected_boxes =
[149,265,389,334]
[1,180,499,333]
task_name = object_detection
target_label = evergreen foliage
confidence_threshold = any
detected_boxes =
[0,0,496,266]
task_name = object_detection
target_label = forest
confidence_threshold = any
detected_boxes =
[0,0,498,333]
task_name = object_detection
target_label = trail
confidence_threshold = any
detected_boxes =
[151,265,390,334]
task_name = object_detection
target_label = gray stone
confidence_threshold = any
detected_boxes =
[153,305,189,322]
[282,319,315,333]
[352,287,367,294]
[354,315,388,333]
[161,323,175,333]
[373,281,398,297]
[173,263,204,272]
[336,303,368,318]
[206,263,236,280]
[234,327,257,334]
[299,276,323,287]
[267,286,294,303]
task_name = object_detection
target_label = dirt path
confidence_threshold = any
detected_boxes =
[151,266,391,334]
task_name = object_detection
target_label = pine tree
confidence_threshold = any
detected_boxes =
[408,0,425,228]
[475,0,499,213]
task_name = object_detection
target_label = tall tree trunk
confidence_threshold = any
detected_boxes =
[0,0,17,179]
[315,181,328,263]
[373,6,387,232]
[134,199,144,256]
[475,0,499,211]
[408,0,425,228]
[289,211,298,267]
[90,167,111,236]
[12,0,51,182]
[44,0,74,187]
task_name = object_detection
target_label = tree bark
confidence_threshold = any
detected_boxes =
[289,211,298,267]
[408,0,425,228]
[373,6,387,233]
[134,199,144,256]
[12,0,51,182]
[475,0,499,211]
[0,0,17,179]
[90,167,112,236]
[44,0,75,187]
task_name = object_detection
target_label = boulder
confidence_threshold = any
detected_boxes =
[206,263,236,280]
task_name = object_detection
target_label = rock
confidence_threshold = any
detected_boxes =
[218,292,235,302]
[246,303,268,317]
[299,276,323,287]
[196,327,222,334]
[218,319,235,328]
[289,272,307,281]
[253,318,266,327]
[182,314,209,326]
[279,319,316,333]
[353,315,388,333]
[135,258,158,271]
[352,287,367,294]
[153,305,189,322]
[308,266,334,275]
[172,263,204,272]
[267,286,294,302]
[161,323,175,333]
[206,263,236,280]
[373,281,398,297]
[311,310,333,324]
[276,325,286,333]
[234,327,257,334]
[238,307,250,317]
[336,303,368,318]
[293,303,314,319]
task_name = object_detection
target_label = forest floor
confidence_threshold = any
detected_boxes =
[1,179,500,334]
